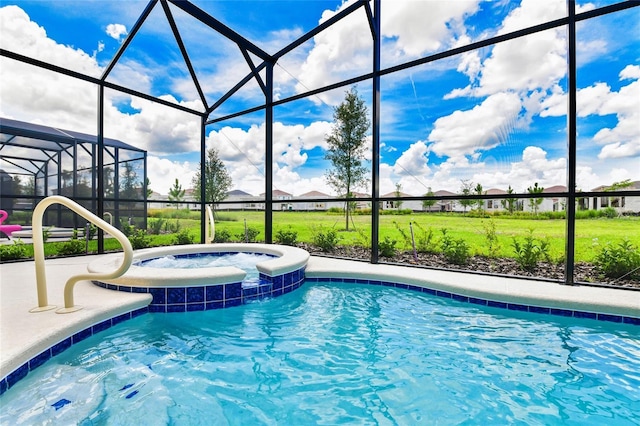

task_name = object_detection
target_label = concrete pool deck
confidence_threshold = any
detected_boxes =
[2,253,640,386]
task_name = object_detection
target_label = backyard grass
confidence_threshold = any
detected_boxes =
[209,210,639,263]
[5,210,637,265]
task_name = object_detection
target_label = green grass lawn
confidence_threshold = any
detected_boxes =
[7,210,636,264]
[208,211,639,263]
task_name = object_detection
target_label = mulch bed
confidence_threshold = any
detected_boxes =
[298,243,640,290]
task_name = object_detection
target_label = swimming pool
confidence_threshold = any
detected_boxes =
[87,243,309,312]
[1,282,639,424]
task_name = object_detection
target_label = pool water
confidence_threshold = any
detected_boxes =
[1,283,639,425]
[139,252,275,282]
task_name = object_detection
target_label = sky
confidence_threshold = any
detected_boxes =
[0,0,638,197]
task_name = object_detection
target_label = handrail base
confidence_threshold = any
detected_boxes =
[56,306,83,314]
[29,305,57,313]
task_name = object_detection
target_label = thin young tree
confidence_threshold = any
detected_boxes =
[501,185,518,214]
[192,146,232,214]
[527,182,544,215]
[168,178,186,209]
[473,183,485,213]
[422,187,436,211]
[145,177,153,198]
[458,179,474,214]
[324,87,370,231]
[394,182,403,212]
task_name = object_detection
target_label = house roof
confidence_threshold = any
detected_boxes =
[434,190,456,197]
[297,190,332,198]
[486,188,507,195]
[227,189,254,197]
[591,180,640,191]
[260,189,292,198]
[381,191,414,198]
[543,185,567,193]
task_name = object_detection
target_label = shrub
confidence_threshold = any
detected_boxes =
[236,227,260,243]
[42,227,51,242]
[87,224,97,240]
[413,222,437,254]
[57,239,85,256]
[512,229,551,271]
[593,239,640,279]
[275,227,298,246]
[148,218,166,235]
[128,229,151,249]
[354,227,371,249]
[173,230,194,245]
[440,228,470,265]
[378,236,397,258]
[0,239,28,261]
[393,221,412,250]
[312,227,341,253]
[602,207,617,219]
[482,219,500,258]
[214,229,232,243]
[164,219,181,233]
[120,220,134,237]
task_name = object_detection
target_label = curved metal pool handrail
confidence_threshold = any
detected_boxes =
[205,205,215,244]
[31,195,133,314]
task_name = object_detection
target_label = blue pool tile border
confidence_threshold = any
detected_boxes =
[304,277,640,326]
[0,307,149,396]
[92,266,306,313]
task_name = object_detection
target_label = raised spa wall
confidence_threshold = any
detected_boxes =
[88,243,309,313]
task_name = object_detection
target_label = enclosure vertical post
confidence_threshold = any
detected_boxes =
[72,140,78,230]
[200,115,206,243]
[143,152,148,231]
[370,0,381,264]
[265,62,274,243]
[114,148,121,229]
[564,0,577,285]
[97,85,105,252]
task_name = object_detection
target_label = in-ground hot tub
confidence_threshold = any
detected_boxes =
[87,243,309,312]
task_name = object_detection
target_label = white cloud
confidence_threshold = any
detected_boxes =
[295,0,480,105]
[147,156,195,195]
[381,0,479,57]
[0,5,102,76]
[106,23,127,41]
[620,64,640,80]
[428,92,521,157]
[393,141,430,177]
[202,120,334,194]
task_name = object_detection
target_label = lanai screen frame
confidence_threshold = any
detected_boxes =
[1,0,639,286]
[0,117,148,230]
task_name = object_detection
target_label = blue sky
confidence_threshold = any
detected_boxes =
[1,0,638,197]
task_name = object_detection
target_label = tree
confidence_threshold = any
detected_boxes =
[168,178,186,208]
[145,177,153,198]
[191,146,232,212]
[324,87,370,231]
[103,167,115,198]
[527,182,544,214]
[473,183,485,213]
[394,182,403,211]
[422,187,436,211]
[120,162,139,199]
[458,179,474,214]
[501,185,518,214]
[604,179,633,209]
